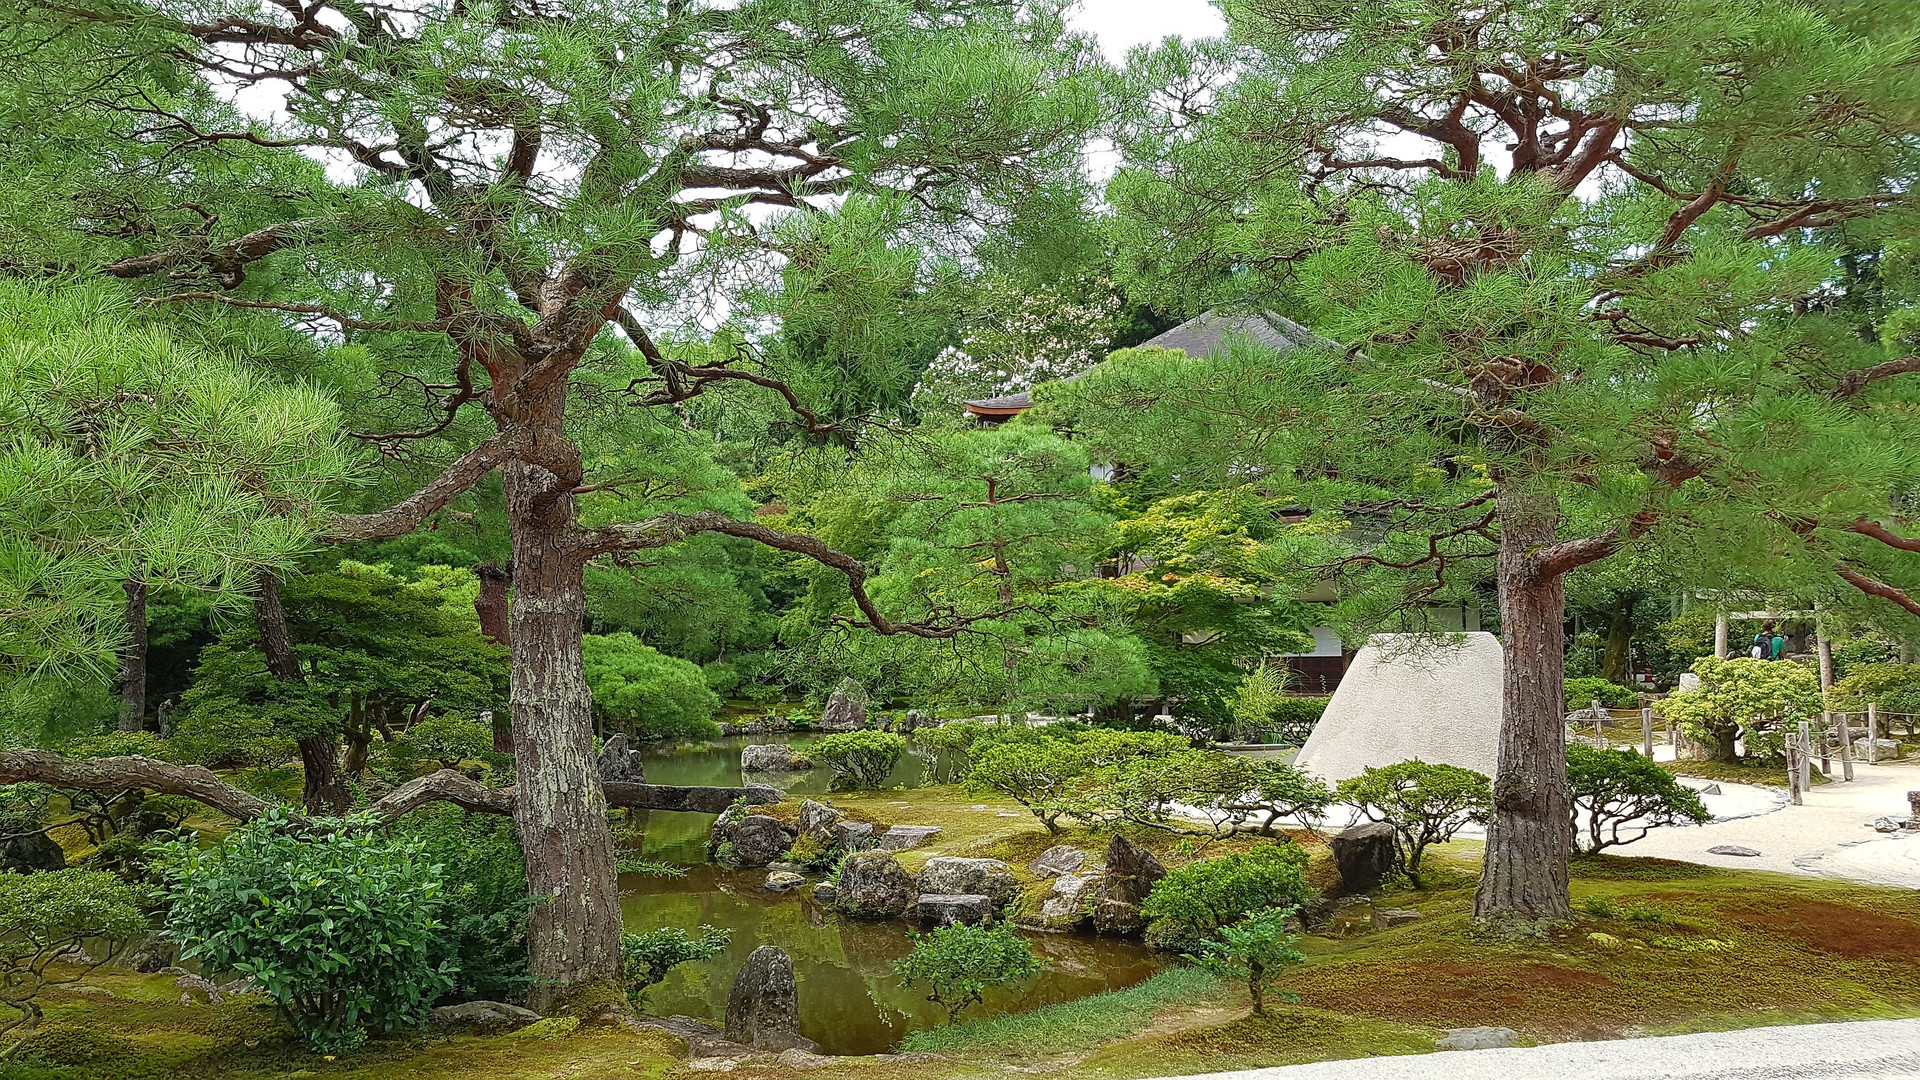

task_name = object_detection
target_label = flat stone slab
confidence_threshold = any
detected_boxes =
[1708,845,1762,857]
[1437,1026,1517,1050]
[914,894,995,926]
[879,825,942,850]
[1372,907,1422,929]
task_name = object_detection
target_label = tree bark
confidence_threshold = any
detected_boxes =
[475,562,514,753]
[1474,492,1573,925]
[1601,595,1634,685]
[253,573,350,815]
[502,449,623,1011]
[116,574,148,733]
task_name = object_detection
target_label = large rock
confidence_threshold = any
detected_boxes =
[765,871,806,891]
[1030,845,1087,878]
[711,811,796,867]
[879,825,942,850]
[724,946,819,1052]
[0,830,66,874]
[1018,873,1097,932]
[1091,835,1165,935]
[835,850,917,918]
[595,733,646,783]
[742,744,814,772]
[1294,632,1505,784]
[836,821,875,850]
[915,894,996,926]
[917,857,1019,908]
[819,679,868,732]
[430,1000,542,1029]
[1329,821,1401,896]
[1855,738,1903,760]
[797,800,842,844]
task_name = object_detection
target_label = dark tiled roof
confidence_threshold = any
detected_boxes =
[961,310,1327,414]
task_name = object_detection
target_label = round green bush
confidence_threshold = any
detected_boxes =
[809,729,909,790]
[581,632,722,741]
[1140,842,1312,952]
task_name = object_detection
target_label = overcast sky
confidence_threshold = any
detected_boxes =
[1070,0,1226,60]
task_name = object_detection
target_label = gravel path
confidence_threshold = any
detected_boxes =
[1169,1019,1920,1080]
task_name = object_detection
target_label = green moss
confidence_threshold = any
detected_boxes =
[1082,1006,1440,1078]
[900,966,1224,1055]
[504,1016,582,1039]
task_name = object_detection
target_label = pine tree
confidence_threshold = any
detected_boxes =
[2,0,1108,1001]
[1073,0,1920,925]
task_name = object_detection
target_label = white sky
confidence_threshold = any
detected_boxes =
[1069,0,1226,61]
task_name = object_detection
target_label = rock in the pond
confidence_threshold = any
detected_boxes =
[835,850,917,918]
[917,857,1019,908]
[724,946,819,1052]
[1437,1026,1517,1050]
[1019,873,1097,932]
[1707,844,1762,857]
[1091,835,1165,935]
[836,821,875,850]
[742,744,814,773]
[1372,907,1423,929]
[430,1000,542,1029]
[915,894,995,926]
[819,678,868,732]
[1855,738,1904,760]
[0,829,66,874]
[765,871,806,891]
[711,811,797,867]
[1329,820,1401,896]
[796,799,843,845]
[1698,783,1723,796]
[879,825,942,851]
[595,733,646,783]
[1030,845,1087,878]
[811,881,838,904]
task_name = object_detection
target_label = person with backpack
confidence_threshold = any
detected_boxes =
[1751,623,1772,660]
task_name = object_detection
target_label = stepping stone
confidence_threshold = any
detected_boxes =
[1437,1026,1517,1050]
[1372,907,1422,929]
[879,825,942,851]
[1699,783,1723,795]
[1707,845,1761,857]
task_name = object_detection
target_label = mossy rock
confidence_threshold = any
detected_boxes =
[508,1016,584,1039]
[546,978,630,1022]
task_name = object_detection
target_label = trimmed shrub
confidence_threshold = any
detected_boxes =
[620,925,731,1008]
[810,729,909,790]
[1189,906,1304,1016]
[1657,656,1822,762]
[1140,843,1312,952]
[162,810,454,1052]
[1567,745,1710,855]
[1565,676,1638,712]
[582,632,722,741]
[894,921,1045,1023]
[1335,760,1490,884]
[0,870,148,1048]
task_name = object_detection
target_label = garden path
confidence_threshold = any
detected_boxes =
[1168,1017,1920,1080]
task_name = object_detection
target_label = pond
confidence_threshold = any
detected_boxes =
[616,734,1166,1056]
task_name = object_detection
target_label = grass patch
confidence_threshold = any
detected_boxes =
[1661,759,1827,789]
[899,965,1223,1055]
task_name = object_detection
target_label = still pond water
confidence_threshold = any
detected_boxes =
[617,735,1165,1055]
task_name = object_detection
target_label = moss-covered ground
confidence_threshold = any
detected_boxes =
[17,786,1920,1079]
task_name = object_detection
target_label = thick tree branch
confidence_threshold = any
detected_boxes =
[1831,356,1920,399]
[329,436,507,542]
[1836,563,1920,619]
[1852,518,1920,554]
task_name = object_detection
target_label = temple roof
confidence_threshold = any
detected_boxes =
[960,309,1325,417]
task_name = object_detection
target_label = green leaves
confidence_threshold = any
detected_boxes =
[1140,843,1312,953]
[1188,905,1304,1017]
[893,921,1046,1024]
[620,925,731,1007]
[1655,656,1824,761]
[581,632,722,742]
[161,809,456,1052]
[1335,761,1491,881]
[809,729,908,791]
[1566,745,1711,855]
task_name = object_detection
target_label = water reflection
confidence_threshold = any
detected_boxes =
[619,736,1166,1056]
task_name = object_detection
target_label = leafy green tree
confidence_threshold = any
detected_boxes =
[1082,750,1333,839]
[1336,762,1491,886]
[5,0,1109,1005]
[809,730,909,791]
[966,728,1187,833]
[580,632,722,743]
[893,921,1046,1024]
[1063,0,1920,925]
[0,870,148,1052]
[1566,746,1710,857]
[1140,843,1313,952]
[1189,906,1305,1018]
[620,926,732,1009]
[395,807,537,1007]
[1656,656,1824,763]
[1565,677,1640,714]
[0,279,350,703]
[174,562,509,809]
[1832,662,1920,717]
[161,810,455,1052]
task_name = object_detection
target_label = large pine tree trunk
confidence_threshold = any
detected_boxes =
[116,574,148,732]
[503,455,623,1011]
[253,573,350,815]
[1474,493,1572,924]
